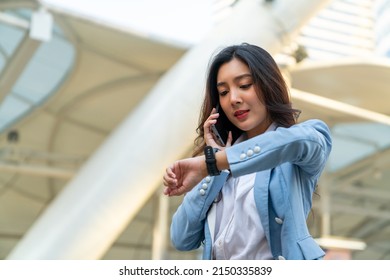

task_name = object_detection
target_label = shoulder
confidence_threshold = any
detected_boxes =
[280,119,329,130]
[276,119,332,142]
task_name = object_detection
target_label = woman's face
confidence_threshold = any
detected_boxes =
[217,58,271,138]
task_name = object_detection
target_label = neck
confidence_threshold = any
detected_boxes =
[247,119,273,139]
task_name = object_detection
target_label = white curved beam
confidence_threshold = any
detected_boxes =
[291,88,390,126]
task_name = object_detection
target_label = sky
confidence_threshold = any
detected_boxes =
[42,0,213,45]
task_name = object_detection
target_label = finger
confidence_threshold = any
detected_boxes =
[166,187,183,197]
[166,166,176,179]
[204,118,218,133]
[163,176,173,187]
[163,171,177,187]
[163,187,171,196]
[204,123,218,146]
[205,129,218,147]
[225,131,233,147]
[210,111,219,119]
[163,172,170,184]
[165,177,177,188]
[207,109,219,121]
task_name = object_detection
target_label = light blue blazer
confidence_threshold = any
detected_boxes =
[170,119,332,260]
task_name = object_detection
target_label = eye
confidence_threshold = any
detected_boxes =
[218,90,228,96]
[240,83,252,89]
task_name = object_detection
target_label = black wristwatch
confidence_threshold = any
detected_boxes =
[204,146,220,176]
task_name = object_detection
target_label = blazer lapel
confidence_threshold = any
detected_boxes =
[253,169,272,244]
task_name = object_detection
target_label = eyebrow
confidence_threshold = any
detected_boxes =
[216,73,252,87]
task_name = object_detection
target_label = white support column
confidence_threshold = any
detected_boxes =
[319,176,332,236]
[7,0,332,259]
[152,190,169,260]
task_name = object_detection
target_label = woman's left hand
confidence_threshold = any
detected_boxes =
[163,156,206,196]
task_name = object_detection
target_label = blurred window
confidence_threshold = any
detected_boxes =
[0,9,75,132]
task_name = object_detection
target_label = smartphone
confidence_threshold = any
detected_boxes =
[211,104,229,146]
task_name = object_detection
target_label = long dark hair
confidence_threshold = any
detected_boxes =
[193,43,300,156]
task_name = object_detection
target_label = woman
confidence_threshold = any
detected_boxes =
[163,43,332,260]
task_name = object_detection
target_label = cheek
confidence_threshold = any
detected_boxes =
[256,106,268,118]
[252,97,267,112]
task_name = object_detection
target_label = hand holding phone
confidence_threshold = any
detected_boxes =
[210,104,228,146]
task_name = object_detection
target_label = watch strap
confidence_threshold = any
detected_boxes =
[204,146,220,176]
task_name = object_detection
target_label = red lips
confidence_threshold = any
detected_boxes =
[234,110,249,120]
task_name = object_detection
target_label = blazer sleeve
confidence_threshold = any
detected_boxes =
[170,171,229,251]
[225,119,332,178]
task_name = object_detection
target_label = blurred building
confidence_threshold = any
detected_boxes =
[0,0,389,260]
[375,0,390,57]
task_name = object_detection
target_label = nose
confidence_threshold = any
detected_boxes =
[229,88,242,106]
